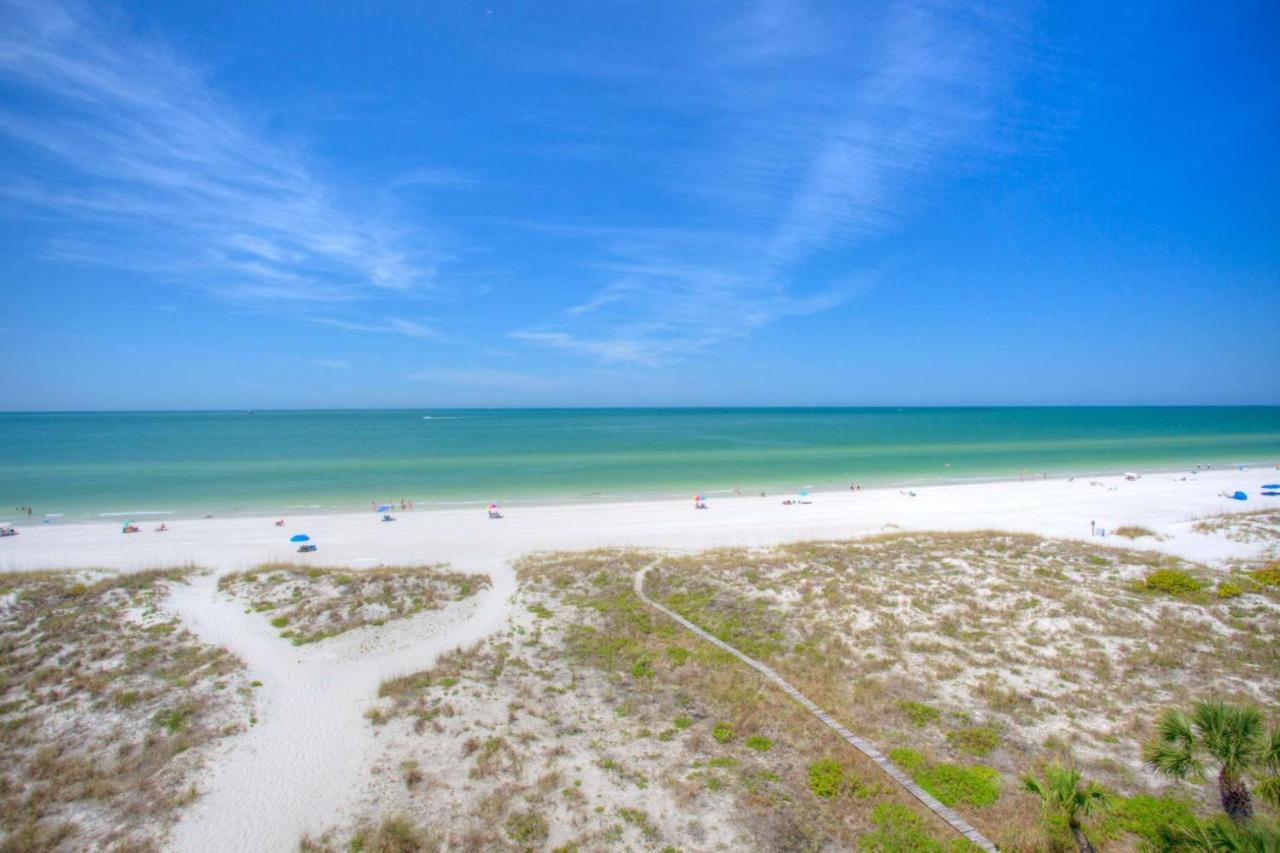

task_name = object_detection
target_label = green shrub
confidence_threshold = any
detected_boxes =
[666,646,690,666]
[270,615,290,628]
[673,716,692,730]
[1144,569,1203,595]
[712,722,735,743]
[745,735,773,752]
[1109,794,1197,846]
[808,758,844,798]
[898,700,941,727]
[915,762,1001,808]
[890,748,999,807]
[1251,564,1280,587]
[945,726,1000,757]
[631,655,655,678]
[1216,583,1242,599]
[858,802,981,852]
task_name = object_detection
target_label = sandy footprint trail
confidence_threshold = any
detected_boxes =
[163,561,515,853]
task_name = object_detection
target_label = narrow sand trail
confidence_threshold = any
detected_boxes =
[164,559,515,853]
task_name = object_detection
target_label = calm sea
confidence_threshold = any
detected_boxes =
[1,408,1278,519]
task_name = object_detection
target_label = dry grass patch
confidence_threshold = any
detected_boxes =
[218,563,488,644]
[0,568,252,851]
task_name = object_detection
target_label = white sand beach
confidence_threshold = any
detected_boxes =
[2,468,1277,851]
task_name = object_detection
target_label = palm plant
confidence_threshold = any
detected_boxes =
[1144,700,1280,821]
[1023,763,1109,853]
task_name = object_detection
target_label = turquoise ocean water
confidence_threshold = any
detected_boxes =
[1,408,1278,520]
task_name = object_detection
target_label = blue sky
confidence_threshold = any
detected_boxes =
[0,0,1276,409]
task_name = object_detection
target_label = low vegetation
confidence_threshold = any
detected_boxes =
[643,530,1280,848]
[0,568,252,851]
[302,525,1280,850]
[317,548,970,850]
[218,563,488,644]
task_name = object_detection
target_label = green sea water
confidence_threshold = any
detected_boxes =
[1,408,1278,520]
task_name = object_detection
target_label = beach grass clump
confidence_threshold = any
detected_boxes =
[898,700,941,727]
[1113,525,1157,540]
[504,809,549,845]
[0,568,252,850]
[345,815,437,853]
[219,563,489,644]
[1143,568,1203,595]
[1191,509,1280,543]
[945,725,1000,757]
[745,735,773,752]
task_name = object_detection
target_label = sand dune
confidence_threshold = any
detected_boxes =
[1,468,1275,850]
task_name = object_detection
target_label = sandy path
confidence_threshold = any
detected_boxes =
[163,560,515,852]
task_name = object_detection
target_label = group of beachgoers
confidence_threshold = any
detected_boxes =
[122,522,167,533]
[371,499,416,512]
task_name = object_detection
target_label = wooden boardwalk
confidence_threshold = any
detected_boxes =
[633,564,998,852]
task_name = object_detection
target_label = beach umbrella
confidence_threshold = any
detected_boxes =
[290,534,310,542]
[1231,491,1247,501]
[693,495,703,501]
[1263,483,1280,489]
[488,503,498,510]
[376,504,392,513]
[798,490,810,498]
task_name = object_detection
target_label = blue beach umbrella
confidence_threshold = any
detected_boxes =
[376,504,392,512]
[290,534,310,542]
[1230,491,1247,501]
[1263,483,1280,489]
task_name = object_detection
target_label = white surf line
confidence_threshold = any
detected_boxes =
[633,562,999,852]
[163,561,516,853]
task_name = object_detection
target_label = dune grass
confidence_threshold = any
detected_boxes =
[0,568,252,851]
[218,563,489,644]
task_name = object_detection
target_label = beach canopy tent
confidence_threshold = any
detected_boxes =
[290,534,310,542]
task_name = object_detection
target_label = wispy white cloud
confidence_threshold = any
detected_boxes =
[305,358,351,370]
[309,316,442,339]
[513,0,1024,366]
[0,0,435,304]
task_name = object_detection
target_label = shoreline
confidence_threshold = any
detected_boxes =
[5,457,1276,527]
[3,467,1275,575]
